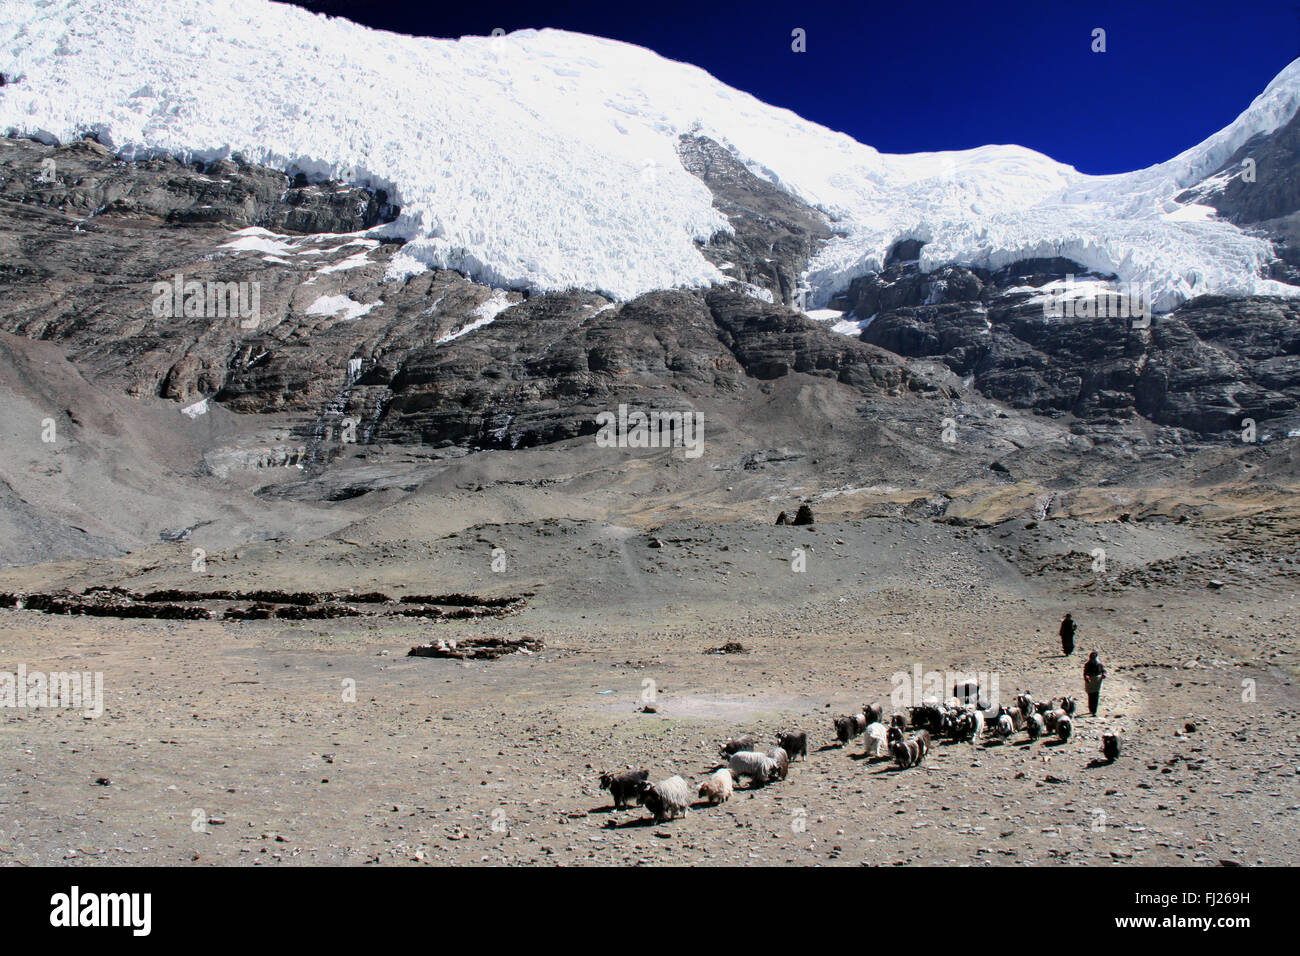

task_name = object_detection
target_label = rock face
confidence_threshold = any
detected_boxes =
[3,133,1300,473]
[828,247,1300,441]
[0,136,398,233]
[1175,110,1300,282]
[677,134,836,307]
[1144,295,1300,433]
[1176,108,1300,227]
[368,286,932,450]
[0,136,933,462]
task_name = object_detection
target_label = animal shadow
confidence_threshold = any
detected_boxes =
[605,815,659,829]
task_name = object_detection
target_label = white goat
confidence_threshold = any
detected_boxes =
[638,775,692,823]
[863,721,889,758]
[698,768,733,805]
[728,750,778,786]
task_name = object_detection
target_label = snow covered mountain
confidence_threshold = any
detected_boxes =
[2,0,1298,310]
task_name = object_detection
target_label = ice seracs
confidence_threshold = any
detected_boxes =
[2,0,1298,310]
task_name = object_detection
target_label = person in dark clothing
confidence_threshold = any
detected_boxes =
[1059,613,1076,656]
[1083,651,1106,716]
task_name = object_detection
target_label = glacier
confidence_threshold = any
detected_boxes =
[1,0,1297,310]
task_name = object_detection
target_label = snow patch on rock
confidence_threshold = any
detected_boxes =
[305,294,380,321]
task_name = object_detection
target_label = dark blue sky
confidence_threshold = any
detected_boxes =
[285,0,1298,174]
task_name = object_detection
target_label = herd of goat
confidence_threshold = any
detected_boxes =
[600,688,1125,824]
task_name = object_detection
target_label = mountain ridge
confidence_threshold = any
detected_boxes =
[3,0,1298,308]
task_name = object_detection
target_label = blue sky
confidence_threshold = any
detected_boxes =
[285,0,1299,174]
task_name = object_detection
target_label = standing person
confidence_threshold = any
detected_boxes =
[1059,613,1076,656]
[1083,651,1106,717]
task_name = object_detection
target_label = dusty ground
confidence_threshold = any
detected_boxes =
[1,513,1297,866]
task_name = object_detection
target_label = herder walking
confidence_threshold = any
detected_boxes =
[1059,612,1076,656]
[1083,650,1107,716]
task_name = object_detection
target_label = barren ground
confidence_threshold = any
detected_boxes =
[1,513,1296,866]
